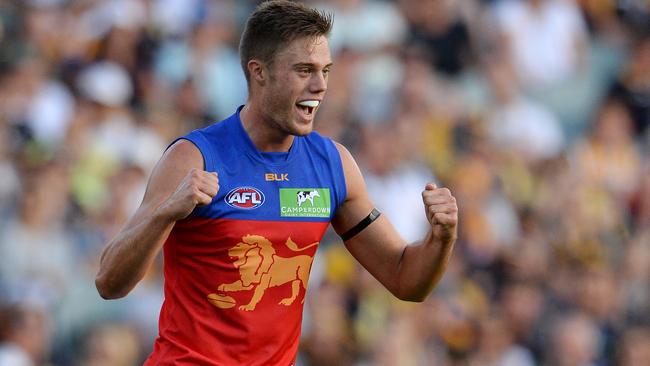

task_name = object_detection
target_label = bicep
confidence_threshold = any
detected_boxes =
[331,143,407,291]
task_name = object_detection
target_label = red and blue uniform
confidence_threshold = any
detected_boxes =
[145,107,347,365]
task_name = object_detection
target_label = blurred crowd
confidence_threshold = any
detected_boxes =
[0,0,649,365]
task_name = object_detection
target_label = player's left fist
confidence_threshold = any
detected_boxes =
[422,183,458,243]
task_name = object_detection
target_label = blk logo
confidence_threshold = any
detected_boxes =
[225,187,265,209]
[265,173,289,182]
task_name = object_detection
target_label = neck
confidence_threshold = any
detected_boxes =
[239,102,295,152]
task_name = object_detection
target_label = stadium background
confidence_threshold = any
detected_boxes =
[0,0,649,365]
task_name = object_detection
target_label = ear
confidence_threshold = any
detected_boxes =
[247,59,266,86]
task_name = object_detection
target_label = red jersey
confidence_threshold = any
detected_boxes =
[145,108,346,365]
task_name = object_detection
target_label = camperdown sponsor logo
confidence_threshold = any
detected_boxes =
[280,188,330,218]
[225,187,265,209]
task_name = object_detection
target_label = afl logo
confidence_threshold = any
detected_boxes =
[225,186,265,209]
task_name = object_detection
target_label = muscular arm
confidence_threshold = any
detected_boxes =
[331,143,457,302]
[95,140,219,299]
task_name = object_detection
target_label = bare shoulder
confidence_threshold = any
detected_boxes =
[333,141,354,167]
[141,139,204,206]
[332,141,361,184]
[161,139,204,169]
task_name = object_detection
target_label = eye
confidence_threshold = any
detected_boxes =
[323,68,330,77]
[297,68,311,76]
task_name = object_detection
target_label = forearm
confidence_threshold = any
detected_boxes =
[95,206,175,299]
[394,230,455,302]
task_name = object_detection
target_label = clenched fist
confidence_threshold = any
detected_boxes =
[422,183,458,244]
[160,169,220,221]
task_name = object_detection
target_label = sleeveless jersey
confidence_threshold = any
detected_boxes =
[145,107,347,365]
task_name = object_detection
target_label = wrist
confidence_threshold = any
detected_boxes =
[427,226,457,247]
[152,200,179,224]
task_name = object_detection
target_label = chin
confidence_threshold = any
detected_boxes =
[287,113,316,136]
[290,122,313,136]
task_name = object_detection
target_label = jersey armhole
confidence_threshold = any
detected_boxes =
[327,139,348,211]
[166,131,215,171]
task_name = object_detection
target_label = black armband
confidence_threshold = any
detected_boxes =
[340,208,381,241]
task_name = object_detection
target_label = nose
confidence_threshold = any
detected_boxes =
[309,71,327,94]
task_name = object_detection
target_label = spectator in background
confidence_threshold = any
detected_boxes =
[499,282,545,357]
[15,56,75,150]
[450,150,521,266]
[484,52,565,163]
[0,162,76,308]
[470,315,536,366]
[78,323,141,366]
[492,0,598,140]
[631,163,650,229]
[545,313,601,366]
[620,231,650,326]
[493,0,588,91]
[0,55,74,151]
[617,327,650,366]
[615,0,650,36]
[0,302,53,366]
[0,121,20,216]
[315,0,407,54]
[299,282,355,366]
[75,60,164,172]
[400,0,473,77]
[609,34,650,140]
[154,2,248,120]
[571,97,642,200]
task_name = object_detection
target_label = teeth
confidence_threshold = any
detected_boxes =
[297,100,319,108]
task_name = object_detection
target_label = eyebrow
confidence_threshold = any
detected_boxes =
[293,62,334,69]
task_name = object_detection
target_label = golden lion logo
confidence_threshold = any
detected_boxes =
[207,235,318,311]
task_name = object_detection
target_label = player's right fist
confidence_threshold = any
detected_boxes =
[160,169,219,221]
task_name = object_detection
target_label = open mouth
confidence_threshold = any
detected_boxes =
[296,100,320,116]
